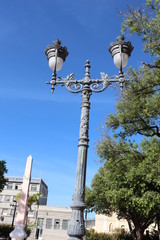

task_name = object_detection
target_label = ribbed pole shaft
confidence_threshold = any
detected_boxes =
[67,61,91,240]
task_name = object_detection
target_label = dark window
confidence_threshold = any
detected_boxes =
[46,218,52,229]
[15,183,21,190]
[2,208,10,215]
[28,210,34,217]
[37,218,44,229]
[62,220,69,230]
[7,183,13,189]
[11,209,14,216]
[109,223,113,232]
[5,195,11,202]
[31,184,37,191]
[54,219,60,229]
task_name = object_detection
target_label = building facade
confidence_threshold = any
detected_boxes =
[94,213,157,235]
[0,176,73,240]
[0,176,48,225]
[36,206,72,240]
[95,213,129,233]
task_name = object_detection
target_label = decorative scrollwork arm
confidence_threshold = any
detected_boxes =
[64,81,83,93]
[56,74,83,93]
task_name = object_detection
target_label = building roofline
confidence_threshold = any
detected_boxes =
[5,176,48,189]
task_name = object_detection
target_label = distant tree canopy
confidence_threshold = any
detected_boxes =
[0,160,7,192]
[86,1,160,240]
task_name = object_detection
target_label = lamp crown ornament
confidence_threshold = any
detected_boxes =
[109,35,134,57]
[53,39,61,49]
[117,35,125,44]
[45,39,69,62]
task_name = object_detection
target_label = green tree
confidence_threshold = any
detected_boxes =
[87,137,160,240]
[86,1,160,240]
[106,0,160,139]
[0,160,7,192]
[87,0,160,237]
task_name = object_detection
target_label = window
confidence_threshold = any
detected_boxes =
[46,218,52,229]
[37,218,44,229]
[31,184,37,191]
[11,209,15,216]
[5,195,11,202]
[28,210,34,217]
[0,195,3,202]
[109,223,113,232]
[42,188,46,196]
[7,183,13,189]
[2,208,10,216]
[15,183,21,190]
[54,219,60,229]
[62,220,69,230]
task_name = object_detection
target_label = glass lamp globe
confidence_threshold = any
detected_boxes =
[109,36,133,71]
[45,39,69,73]
[113,52,129,69]
[48,56,63,71]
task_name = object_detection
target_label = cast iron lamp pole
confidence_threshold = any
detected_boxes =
[10,200,18,231]
[45,36,133,240]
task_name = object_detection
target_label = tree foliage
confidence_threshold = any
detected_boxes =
[87,137,160,240]
[86,229,159,240]
[86,2,160,240]
[106,0,160,139]
[0,160,7,192]
[16,192,42,210]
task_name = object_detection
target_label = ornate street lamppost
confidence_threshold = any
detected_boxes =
[10,200,18,232]
[45,36,133,240]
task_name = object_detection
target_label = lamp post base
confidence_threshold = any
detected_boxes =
[67,208,85,240]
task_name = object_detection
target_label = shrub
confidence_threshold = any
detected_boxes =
[0,224,31,239]
[86,229,132,240]
[86,229,159,240]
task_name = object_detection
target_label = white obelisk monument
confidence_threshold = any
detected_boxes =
[10,155,33,240]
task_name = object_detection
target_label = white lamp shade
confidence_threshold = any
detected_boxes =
[49,56,63,71]
[113,52,128,69]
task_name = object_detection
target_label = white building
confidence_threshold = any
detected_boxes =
[0,176,72,240]
[95,213,129,233]
[36,206,72,240]
[0,176,48,224]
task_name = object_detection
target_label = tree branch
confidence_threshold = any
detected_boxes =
[143,62,160,69]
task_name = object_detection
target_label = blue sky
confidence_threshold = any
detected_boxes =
[0,0,147,212]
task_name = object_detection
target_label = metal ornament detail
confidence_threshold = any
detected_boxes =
[46,69,123,94]
[45,39,69,62]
